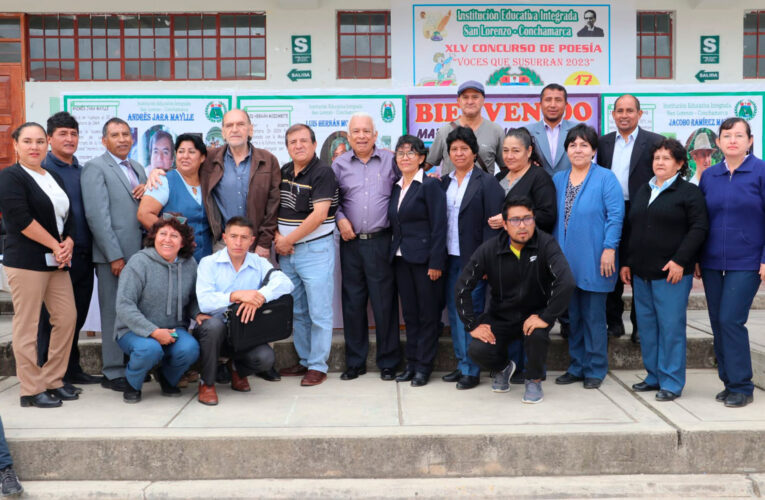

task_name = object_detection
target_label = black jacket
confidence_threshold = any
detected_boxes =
[441,166,505,267]
[496,165,557,233]
[598,127,664,201]
[624,176,708,280]
[456,229,575,332]
[0,163,74,271]
[388,175,447,270]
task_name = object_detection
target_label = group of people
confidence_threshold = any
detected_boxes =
[0,81,763,415]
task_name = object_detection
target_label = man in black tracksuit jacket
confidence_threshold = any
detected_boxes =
[456,196,575,401]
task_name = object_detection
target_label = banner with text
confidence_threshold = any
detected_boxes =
[601,93,764,181]
[236,95,406,166]
[63,94,233,170]
[408,93,600,147]
[413,3,610,88]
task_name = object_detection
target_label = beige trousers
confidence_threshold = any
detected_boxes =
[6,267,76,396]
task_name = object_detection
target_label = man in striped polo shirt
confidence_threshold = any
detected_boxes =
[275,124,339,386]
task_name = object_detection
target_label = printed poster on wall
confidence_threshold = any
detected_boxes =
[62,94,234,171]
[413,3,610,88]
[408,93,601,147]
[601,93,764,182]
[236,95,406,166]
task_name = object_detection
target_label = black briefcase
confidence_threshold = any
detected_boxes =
[224,269,293,352]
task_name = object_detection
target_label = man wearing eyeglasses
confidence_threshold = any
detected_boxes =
[456,196,574,403]
[577,9,604,37]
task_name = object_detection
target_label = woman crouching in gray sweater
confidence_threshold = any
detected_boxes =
[115,214,206,404]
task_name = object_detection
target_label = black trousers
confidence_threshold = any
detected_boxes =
[468,323,550,380]
[36,249,94,377]
[193,317,274,385]
[394,257,443,374]
[607,200,636,330]
[339,236,400,369]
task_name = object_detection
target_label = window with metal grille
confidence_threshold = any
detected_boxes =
[27,13,266,81]
[744,11,765,78]
[636,11,673,79]
[337,11,391,79]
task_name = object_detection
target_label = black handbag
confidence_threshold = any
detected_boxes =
[224,269,293,352]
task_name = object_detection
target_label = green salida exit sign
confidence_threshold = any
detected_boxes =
[292,35,311,64]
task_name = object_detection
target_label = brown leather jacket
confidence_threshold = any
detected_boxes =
[200,144,281,249]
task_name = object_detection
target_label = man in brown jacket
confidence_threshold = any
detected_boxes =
[146,108,280,258]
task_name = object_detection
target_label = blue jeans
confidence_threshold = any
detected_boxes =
[445,255,485,377]
[702,269,761,396]
[280,235,335,373]
[633,275,693,395]
[116,329,199,392]
[0,416,12,469]
[567,288,608,380]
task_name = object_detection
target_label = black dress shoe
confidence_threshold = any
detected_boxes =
[396,369,416,382]
[20,391,62,408]
[64,372,103,385]
[47,386,79,401]
[583,377,602,389]
[380,368,396,381]
[216,363,231,384]
[631,329,640,344]
[555,372,584,385]
[607,323,625,338]
[101,376,129,392]
[724,392,753,408]
[157,371,181,397]
[715,389,730,402]
[632,381,660,392]
[63,382,83,395]
[411,372,430,387]
[123,387,142,404]
[255,367,282,382]
[559,322,570,339]
[441,369,461,382]
[456,375,480,390]
[655,389,679,401]
[340,366,367,380]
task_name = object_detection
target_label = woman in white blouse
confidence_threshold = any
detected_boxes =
[0,122,77,408]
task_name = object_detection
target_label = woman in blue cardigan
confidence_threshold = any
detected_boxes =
[698,117,765,408]
[552,124,624,389]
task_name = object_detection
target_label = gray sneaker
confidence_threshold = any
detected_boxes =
[491,361,516,393]
[522,379,544,404]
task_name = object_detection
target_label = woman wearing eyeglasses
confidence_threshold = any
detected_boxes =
[388,135,447,387]
[138,134,213,262]
[552,124,624,390]
[114,215,204,403]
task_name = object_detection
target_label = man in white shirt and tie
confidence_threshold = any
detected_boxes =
[81,117,147,392]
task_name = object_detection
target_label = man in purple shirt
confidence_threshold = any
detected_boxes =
[332,112,401,381]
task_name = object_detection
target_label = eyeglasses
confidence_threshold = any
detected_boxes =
[162,212,188,224]
[584,16,594,20]
[395,151,418,159]
[505,216,535,226]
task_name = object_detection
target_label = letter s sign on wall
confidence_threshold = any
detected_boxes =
[700,35,719,64]
[292,35,312,64]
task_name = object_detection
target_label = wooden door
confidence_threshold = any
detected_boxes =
[0,65,24,167]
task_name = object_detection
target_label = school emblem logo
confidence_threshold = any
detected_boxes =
[205,101,227,123]
[381,101,396,123]
[735,99,757,121]
[486,67,543,86]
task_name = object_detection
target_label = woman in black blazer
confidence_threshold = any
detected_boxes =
[388,135,447,386]
[0,123,77,408]
[619,138,708,401]
[440,126,505,390]
[490,127,557,233]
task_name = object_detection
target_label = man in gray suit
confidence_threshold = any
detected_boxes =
[526,83,577,176]
[81,117,146,392]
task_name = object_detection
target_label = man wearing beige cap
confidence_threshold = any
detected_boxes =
[688,132,716,185]
[425,80,505,175]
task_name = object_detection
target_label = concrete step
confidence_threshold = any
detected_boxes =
[3,369,765,481]
[13,474,765,499]
[0,311,718,376]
